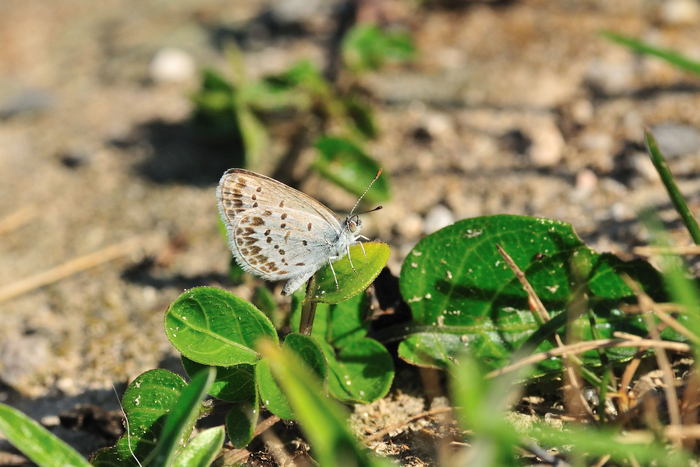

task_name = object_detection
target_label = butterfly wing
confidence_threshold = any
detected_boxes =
[217,169,343,285]
[230,208,335,281]
[217,169,341,233]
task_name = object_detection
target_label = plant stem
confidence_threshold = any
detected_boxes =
[299,275,318,336]
[645,130,700,245]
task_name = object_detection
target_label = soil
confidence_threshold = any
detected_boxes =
[2,0,700,464]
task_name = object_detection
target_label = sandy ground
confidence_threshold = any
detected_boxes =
[2,0,700,462]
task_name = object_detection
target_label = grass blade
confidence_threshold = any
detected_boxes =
[644,130,700,244]
[600,30,700,76]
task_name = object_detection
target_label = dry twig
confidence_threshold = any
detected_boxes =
[0,205,36,235]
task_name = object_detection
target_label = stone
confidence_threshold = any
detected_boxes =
[149,48,195,84]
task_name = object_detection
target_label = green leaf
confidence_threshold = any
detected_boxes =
[165,287,278,366]
[311,242,390,303]
[225,403,259,448]
[290,292,371,346]
[255,334,327,419]
[92,369,188,466]
[343,95,378,139]
[256,360,294,419]
[235,104,268,169]
[258,341,390,467]
[398,215,666,371]
[342,25,415,72]
[252,285,280,327]
[0,403,90,467]
[227,256,247,285]
[319,338,394,403]
[172,426,225,467]
[145,367,216,466]
[313,136,390,203]
[181,357,256,403]
[600,30,700,76]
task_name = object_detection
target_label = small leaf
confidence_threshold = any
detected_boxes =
[172,426,225,467]
[319,338,394,403]
[313,136,390,203]
[256,334,327,419]
[343,95,378,139]
[258,340,390,467]
[181,357,256,403]
[236,104,268,169]
[225,403,259,448]
[145,367,216,466]
[165,287,278,366]
[92,369,188,465]
[311,242,390,303]
[0,403,90,467]
[342,25,415,72]
[252,285,280,326]
[256,360,294,419]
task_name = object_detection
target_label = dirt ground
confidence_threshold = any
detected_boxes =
[2,0,700,463]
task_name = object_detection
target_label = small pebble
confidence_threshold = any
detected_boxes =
[396,213,424,239]
[574,168,598,197]
[423,204,454,234]
[149,48,195,84]
[660,0,700,25]
[651,122,700,158]
[528,120,565,167]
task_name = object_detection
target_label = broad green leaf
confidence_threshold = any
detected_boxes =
[342,25,415,72]
[398,215,666,370]
[319,338,394,404]
[311,242,390,303]
[181,357,256,404]
[172,426,225,467]
[145,367,216,466]
[92,369,187,466]
[258,341,390,467]
[0,403,90,467]
[252,285,280,326]
[313,137,390,203]
[165,287,278,366]
[255,334,326,419]
[225,403,259,448]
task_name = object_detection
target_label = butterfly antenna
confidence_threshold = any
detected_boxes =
[349,169,383,217]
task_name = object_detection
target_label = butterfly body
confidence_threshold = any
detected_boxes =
[217,169,363,295]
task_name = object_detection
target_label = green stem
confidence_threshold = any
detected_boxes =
[645,130,700,245]
[299,275,318,336]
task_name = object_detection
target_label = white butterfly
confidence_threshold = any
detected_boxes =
[217,169,380,295]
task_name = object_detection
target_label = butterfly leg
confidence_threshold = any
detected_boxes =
[328,257,339,289]
[346,244,356,271]
[358,241,367,257]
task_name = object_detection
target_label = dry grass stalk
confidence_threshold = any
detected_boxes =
[495,244,594,420]
[634,245,700,256]
[487,338,691,379]
[0,205,37,235]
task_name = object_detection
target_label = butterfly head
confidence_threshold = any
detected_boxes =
[344,215,362,234]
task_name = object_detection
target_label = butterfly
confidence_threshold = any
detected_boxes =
[217,169,381,295]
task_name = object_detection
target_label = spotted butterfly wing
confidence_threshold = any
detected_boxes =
[217,169,343,294]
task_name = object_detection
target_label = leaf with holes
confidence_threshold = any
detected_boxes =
[165,287,278,366]
[398,215,668,371]
[311,242,389,304]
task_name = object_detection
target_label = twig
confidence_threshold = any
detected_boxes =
[644,130,700,245]
[634,245,700,256]
[487,338,691,379]
[496,244,595,420]
[253,415,281,438]
[0,236,149,304]
[0,205,37,235]
[621,303,687,314]
[623,277,682,447]
[365,407,454,442]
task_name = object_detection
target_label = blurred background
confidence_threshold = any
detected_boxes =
[2,0,700,460]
